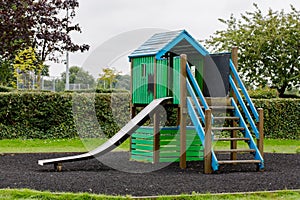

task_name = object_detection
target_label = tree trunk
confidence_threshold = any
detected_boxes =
[278,84,288,98]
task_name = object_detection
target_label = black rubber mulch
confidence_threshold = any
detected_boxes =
[0,152,299,196]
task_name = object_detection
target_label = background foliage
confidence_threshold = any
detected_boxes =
[205,4,300,97]
[0,93,298,140]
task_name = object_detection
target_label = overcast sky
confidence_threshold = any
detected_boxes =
[48,0,300,77]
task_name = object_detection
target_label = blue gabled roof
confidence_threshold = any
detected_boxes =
[128,30,209,59]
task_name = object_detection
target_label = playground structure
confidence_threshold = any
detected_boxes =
[38,30,264,173]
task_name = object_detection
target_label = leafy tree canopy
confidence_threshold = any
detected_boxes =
[0,0,89,63]
[205,4,300,97]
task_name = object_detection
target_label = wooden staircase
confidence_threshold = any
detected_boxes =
[203,97,263,172]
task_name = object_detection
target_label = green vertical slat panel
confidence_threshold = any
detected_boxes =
[132,56,155,104]
[173,57,180,104]
[156,59,168,98]
[131,126,203,163]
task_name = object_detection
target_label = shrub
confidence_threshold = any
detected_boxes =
[0,86,15,92]
[253,98,300,139]
[0,92,298,140]
[0,92,130,139]
[248,87,278,99]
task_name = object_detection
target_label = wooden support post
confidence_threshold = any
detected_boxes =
[129,58,134,153]
[129,105,136,153]
[179,54,187,169]
[204,109,212,174]
[257,108,264,158]
[54,163,62,172]
[230,47,238,161]
[153,58,160,163]
[153,112,160,163]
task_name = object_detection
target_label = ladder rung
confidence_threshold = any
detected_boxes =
[202,106,234,110]
[218,160,261,164]
[214,149,256,154]
[213,116,239,120]
[214,137,250,141]
[212,127,245,131]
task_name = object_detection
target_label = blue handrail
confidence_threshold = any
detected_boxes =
[229,76,260,138]
[187,98,219,171]
[231,99,264,170]
[229,60,259,121]
[187,80,205,123]
[186,63,209,110]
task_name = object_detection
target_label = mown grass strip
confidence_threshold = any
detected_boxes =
[0,189,299,200]
[0,138,130,153]
[0,138,298,154]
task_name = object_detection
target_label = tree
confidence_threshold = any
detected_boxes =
[98,67,120,89]
[13,47,44,89]
[205,4,300,97]
[60,66,95,90]
[0,0,89,87]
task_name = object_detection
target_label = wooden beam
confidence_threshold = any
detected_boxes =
[153,58,160,163]
[179,54,187,169]
[153,113,160,163]
[204,109,212,174]
[230,47,238,162]
[257,108,264,158]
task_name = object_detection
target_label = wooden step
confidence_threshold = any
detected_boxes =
[201,106,234,110]
[205,97,231,106]
[214,137,250,141]
[213,116,239,120]
[218,160,261,164]
[214,149,256,154]
[212,127,245,131]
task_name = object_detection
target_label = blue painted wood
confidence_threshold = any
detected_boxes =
[229,60,259,121]
[231,99,264,170]
[187,80,205,123]
[229,76,260,139]
[186,64,209,110]
[187,98,219,171]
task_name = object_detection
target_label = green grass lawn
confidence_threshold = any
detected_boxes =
[0,138,130,153]
[0,189,299,200]
[213,139,300,154]
[0,138,298,154]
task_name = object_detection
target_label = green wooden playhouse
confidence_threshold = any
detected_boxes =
[128,30,265,173]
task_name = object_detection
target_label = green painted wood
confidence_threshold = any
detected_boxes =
[173,56,180,104]
[132,56,155,104]
[159,157,180,162]
[131,150,153,156]
[131,139,153,145]
[156,59,168,98]
[131,144,153,151]
[131,133,154,139]
[131,155,153,162]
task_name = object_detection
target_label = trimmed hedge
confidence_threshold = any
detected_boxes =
[248,87,278,99]
[253,99,299,139]
[0,92,130,139]
[0,92,299,139]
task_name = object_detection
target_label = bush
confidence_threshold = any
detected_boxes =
[0,92,130,139]
[253,98,300,139]
[0,92,298,140]
[248,87,278,99]
[0,86,15,92]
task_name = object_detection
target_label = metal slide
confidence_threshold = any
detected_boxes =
[38,97,172,166]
